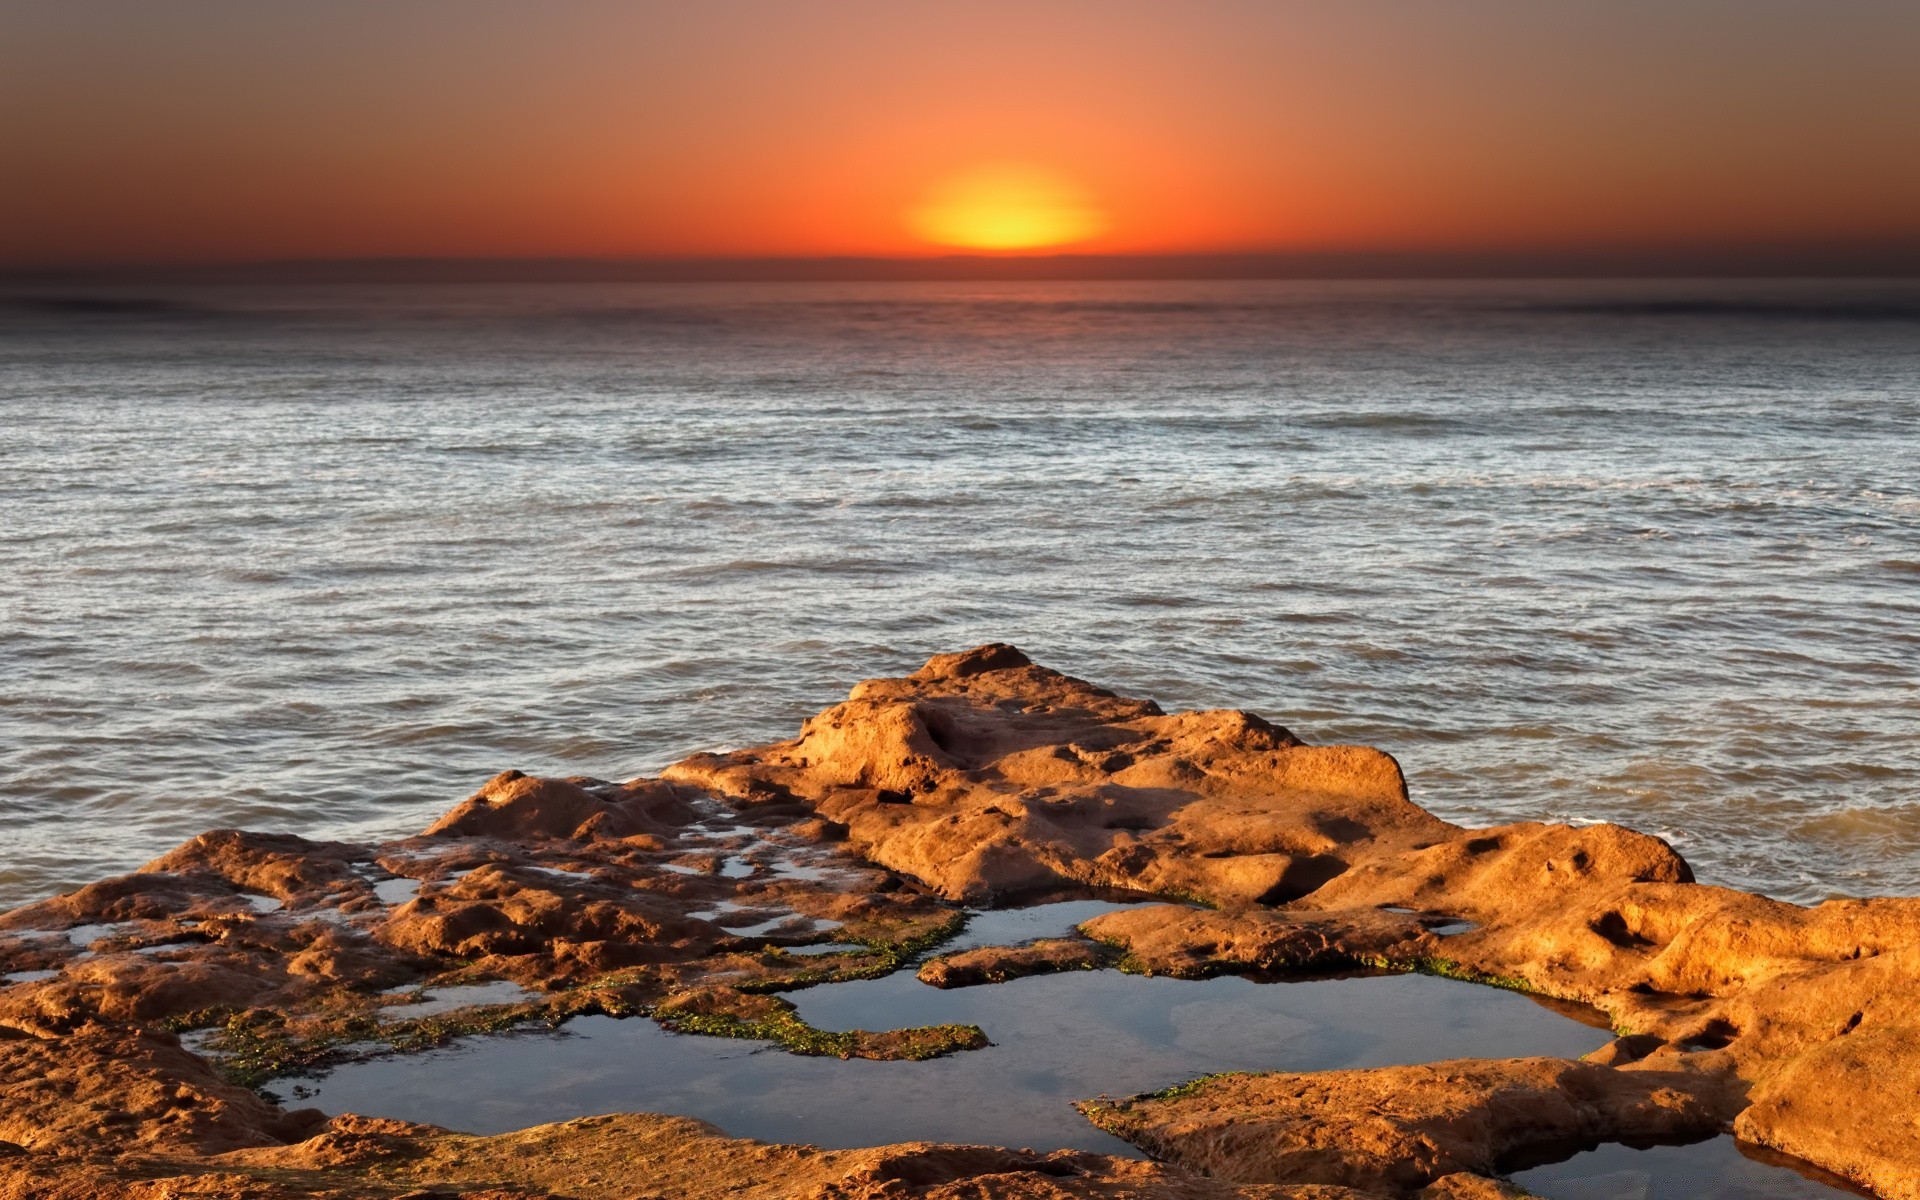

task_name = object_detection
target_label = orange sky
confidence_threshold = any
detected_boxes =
[4,1,1919,269]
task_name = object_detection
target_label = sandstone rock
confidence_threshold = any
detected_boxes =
[665,650,1443,907]
[1078,904,1432,978]
[2,646,1915,1198]
[1078,1058,1719,1194]
[0,871,239,932]
[210,1110,1371,1200]
[141,830,371,903]
[1735,1020,1920,1200]
[426,771,699,842]
[1412,1176,1531,1200]
[0,1026,318,1155]
[917,937,1112,987]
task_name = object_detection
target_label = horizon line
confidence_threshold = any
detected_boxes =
[6,246,1920,285]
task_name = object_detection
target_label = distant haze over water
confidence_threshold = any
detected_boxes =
[2,278,1916,908]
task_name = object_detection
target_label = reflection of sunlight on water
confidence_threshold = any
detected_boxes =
[3,277,1919,908]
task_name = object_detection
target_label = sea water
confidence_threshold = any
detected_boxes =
[2,278,1916,907]
[293,968,1610,1151]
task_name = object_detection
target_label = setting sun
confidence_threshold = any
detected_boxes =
[905,163,1109,252]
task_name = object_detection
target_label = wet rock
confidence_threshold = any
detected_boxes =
[0,871,237,932]
[1080,904,1433,978]
[1734,1018,1920,1200]
[425,772,699,843]
[670,648,1920,1195]
[1412,1177,1530,1200]
[665,652,1441,907]
[1078,1058,1720,1194]
[142,829,372,904]
[652,985,989,1061]
[2,645,1917,1198]
[208,1110,1369,1200]
[916,937,1113,988]
[0,1025,319,1155]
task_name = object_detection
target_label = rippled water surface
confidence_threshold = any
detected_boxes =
[3,279,1917,907]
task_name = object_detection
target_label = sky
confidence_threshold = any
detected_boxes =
[4,0,1919,271]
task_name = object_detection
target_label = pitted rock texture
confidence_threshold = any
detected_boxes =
[1078,1058,1719,1195]
[0,775,951,1041]
[665,645,1445,908]
[668,646,1920,1197]
[917,937,1114,988]
[0,1025,321,1156]
[0,1108,1382,1200]
[1,646,1914,1198]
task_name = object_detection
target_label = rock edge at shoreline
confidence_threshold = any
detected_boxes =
[1,644,1912,1199]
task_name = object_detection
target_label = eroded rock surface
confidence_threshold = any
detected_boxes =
[917,937,1114,988]
[0,1108,1374,1200]
[666,645,1442,909]
[2,646,1914,1198]
[1078,1058,1718,1194]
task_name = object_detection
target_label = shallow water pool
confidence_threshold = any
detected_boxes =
[296,966,1610,1154]
[1512,1136,1873,1200]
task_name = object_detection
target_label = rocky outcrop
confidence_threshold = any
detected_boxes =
[1078,1058,1718,1194]
[2,646,1914,1198]
[0,1107,1376,1200]
[665,644,1444,908]
[0,779,953,1041]
[423,771,700,842]
[664,646,1920,1197]
[917,937,1113,988]
[1078,904,1435,978]
[215,1110,1378,1200]
[0,1024,322,1157]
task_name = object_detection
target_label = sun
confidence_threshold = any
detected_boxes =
[906,163,1109,252]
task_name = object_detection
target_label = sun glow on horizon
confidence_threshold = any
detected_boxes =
[906,163,1109,252]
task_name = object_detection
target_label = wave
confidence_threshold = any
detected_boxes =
[3,295,218,318]
[1526,299,1920,322]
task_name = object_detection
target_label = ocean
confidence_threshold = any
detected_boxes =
[1,278,1916,909]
